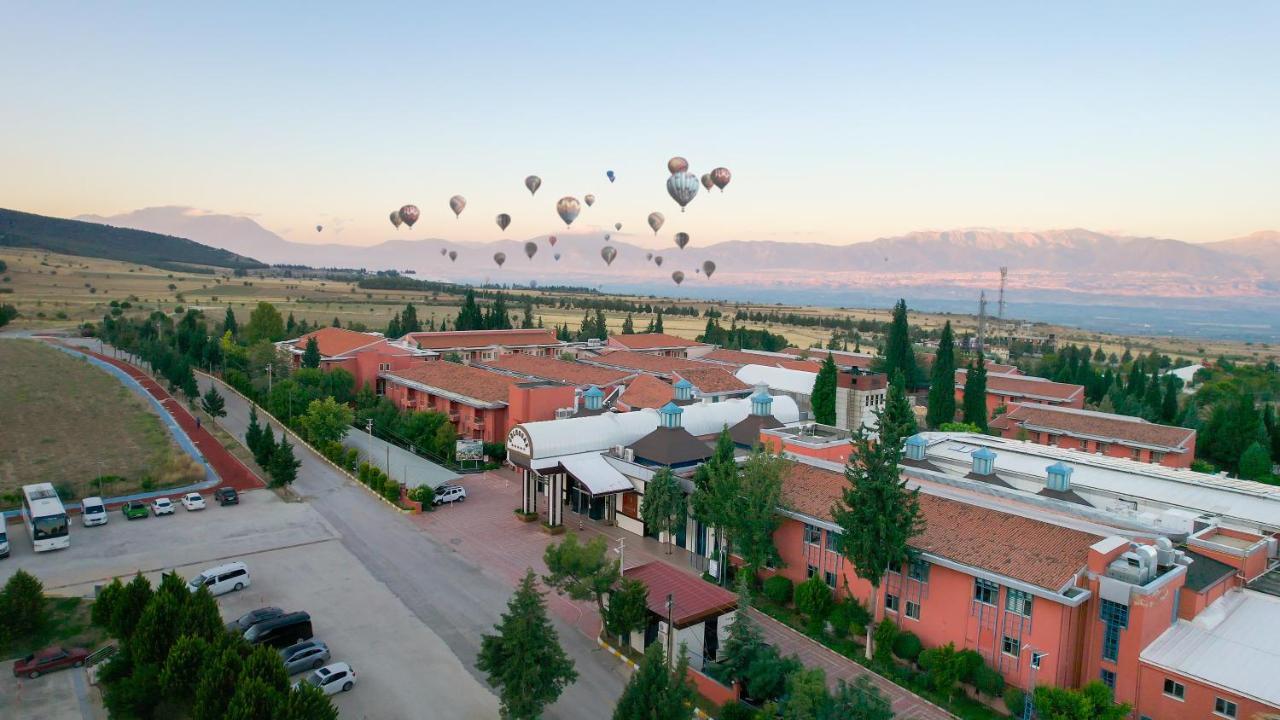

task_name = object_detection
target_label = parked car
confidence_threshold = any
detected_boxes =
[181,492,206,511]
[433,485,467,505]
[295,662,356,696]
[121,501,149,520]
[81,497,108,527]
[226,607,284,634]
[244,611,312,648]
[13,646,89,679]
[151,497,175,516]
[279,640,330,675]
[186,561,250,596]
[215,487,239,506]
[0,526,8,559]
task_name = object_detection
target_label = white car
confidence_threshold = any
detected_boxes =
[295,662,356,696]
[433,485,467,505]
[151,497,176,516]
[81,497,108,527]
[181,492,206,511]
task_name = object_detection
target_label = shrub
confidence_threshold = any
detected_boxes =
[344,448,359,471]
[716,702,757,720]
[828,601,854,638]
[357,462,371,484]
[762,576,793,605]
[1003,687,1027,716]
[0,569,47,640]
[956,648,984,684]
[872,619,897,665]
[409,485,436,505]
[974,662,1006,697]
[381,480,401,503]
[794,576,832,621]
[892,631,922,662]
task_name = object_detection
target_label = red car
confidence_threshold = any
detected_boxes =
[13,646,89,679]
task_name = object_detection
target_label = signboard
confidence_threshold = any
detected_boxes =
[455,439,484,462]
[507,426,532,456]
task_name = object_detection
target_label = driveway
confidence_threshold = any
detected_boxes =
[0,663,104,720]
[342,427,460,489]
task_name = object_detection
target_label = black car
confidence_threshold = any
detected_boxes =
[244,611,313,648]
[226,607,284,634]
[215,487,239,506]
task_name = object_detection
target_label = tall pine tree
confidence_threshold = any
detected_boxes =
[961,356,989,431]
[881,299,919,388]
[301,336,321,368]
[811,353,838,425]
[925,321,956,428]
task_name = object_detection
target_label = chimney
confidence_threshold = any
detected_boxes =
[750,387,774,417]
[1046,462,1073,492]
[583,385,604,411]
[673,378,694,401]
[971,447,996,476]
[659,401,684,429]
[904,434,928,461]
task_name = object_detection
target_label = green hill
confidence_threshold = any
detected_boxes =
[0,207,267,272]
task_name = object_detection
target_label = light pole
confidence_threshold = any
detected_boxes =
[665,593,675,666]
[1023,649,1048,720]
[266,363,273,393]
[616,537,626,573]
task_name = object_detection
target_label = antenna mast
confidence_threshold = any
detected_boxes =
[977,291,988,357]
[998,266,1008,319]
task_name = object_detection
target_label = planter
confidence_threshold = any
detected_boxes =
[513,509,539,522]
[540,522,566,535]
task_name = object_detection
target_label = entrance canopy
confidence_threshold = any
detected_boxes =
[544,452,636,495]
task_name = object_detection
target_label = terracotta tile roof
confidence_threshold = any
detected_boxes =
[624,561,738,628]
[776,358,824,372]
[477,354,632,388]
[674,366,751,395]
[288,327,385,357]
[785,349,874,370]
[986,362,1021,375]
[609,332,708,350]
[619,374,675,410]
[383,361,517,406]
[1005,403,1195,450]
[584,350,713,376]
[703,349,824,373]
[956,369,1084,403]
[404,329,561,350]
[781,462,1101,590]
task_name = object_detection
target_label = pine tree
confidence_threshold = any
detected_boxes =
[621,313,635,334]
[578,310,594,341]
[0,569,46,639]
[602,577,649,643]
[224,678,285,720]
[476,569,578,719]
[201,386,226,418]
[111,572,154,639]
[160,635,211,698]
[594,309,608,339]
[542,533,621,618]
[733,448,787,578]
[1160,376,1180,423]
[521,300,535,329]
[654,311,664,333]
[925,321,957,428]
[301,337,322,368]
[223,307,238,337]
[961,356,989,430]
[811,353,838,425]
[1240,442,1272,481]
[881,299,919,388]
[386,312,402,339]
[456,290,484,331]
[269,434,300,487]
[612,642,696,720]
[245,405,264,459]
[254,423,278,469]
[640,468,687,555]
[882,371,918,439]
[400,303,422,333]
[277,684,339,720]
[193,646,243,720]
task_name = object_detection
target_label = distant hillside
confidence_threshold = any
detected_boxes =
[1204,231,1280,277]
[1,208,266,272]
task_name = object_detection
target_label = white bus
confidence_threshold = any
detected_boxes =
[21,483,70,552]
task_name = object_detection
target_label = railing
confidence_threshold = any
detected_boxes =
[85,644,117,667]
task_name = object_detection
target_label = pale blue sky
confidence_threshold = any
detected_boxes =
[2,2,1277,246]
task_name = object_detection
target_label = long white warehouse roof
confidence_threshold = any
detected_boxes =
[734,364,817,397]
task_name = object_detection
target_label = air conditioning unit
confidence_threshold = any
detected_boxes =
[555,407,574,420]
[1107,559,1149,585]
[611,444,627,458]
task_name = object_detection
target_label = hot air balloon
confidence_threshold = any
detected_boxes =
[315,225,323,232]
[674,232,690,250]
[654,255,664,267]
[556,197,581,227]
[493,252,506,267]
[647,212,665,235]
[606,170,616,183]
[701,173,714,192]
[449,251,457,262]
[711,167,732,191]
[702,260,716,277]
[440,248,447,256]
[584,194,596,207]
[614,222,622,231]
[496,213,511,232]
[525,175,541,196]
[554,252,561,261]
[600,246,617,266]
[548,235,557,247]
[695,268,700,274]
[666,172,699,211]
[389,210,403,228]
[646,252,653,261]
[671,270,685,285]
[524,241,538,259]
[604,233,611,242]
[399,205,420,227]
[667,157,689,174]
[449,195,466,218]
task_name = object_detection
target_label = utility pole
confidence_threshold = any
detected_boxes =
[665,593,675,666]
[616,536,626,573]
[266,363,273,393]
[998,266,1008,320]
[977,291,988,357]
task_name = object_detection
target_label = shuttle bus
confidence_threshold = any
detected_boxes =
[21,483,70,552]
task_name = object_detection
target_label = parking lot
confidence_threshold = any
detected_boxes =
[1,489,498,719]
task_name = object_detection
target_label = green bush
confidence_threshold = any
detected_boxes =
[409,485,436,505]
[794,576,832,621]
[974,662,1006,697]
[716,702,757,720]
[828,601,853,638]
[0,569,48,641]
[381,480,401,503]
[344,448,359,471]
[762,576,794,605]
[872,619,897,665]
[1003,686,1027,715]
[357,462,371,484]
[892,630,922,662]
[956,648,984,683]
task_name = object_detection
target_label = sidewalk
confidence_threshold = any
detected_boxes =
[343,427,460,490]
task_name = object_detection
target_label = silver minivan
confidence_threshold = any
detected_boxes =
[0,526,8,559]
[186,561,250,596]
[81,497,108,527]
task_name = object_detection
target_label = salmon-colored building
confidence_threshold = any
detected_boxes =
[276,326,435,391]
[991,403,1197,468]
[955,368,1085,418]
[607,332,713,358]
[401,328,570,363]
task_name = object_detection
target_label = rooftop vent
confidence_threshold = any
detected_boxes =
[750,388,774,417]
[659,401,684,429]
[1046,462,1073,492]
[972,447,996,476]
[555,407,575,420]
[904,434,928,462]
[673,378,694,401]
[583,385,604,411]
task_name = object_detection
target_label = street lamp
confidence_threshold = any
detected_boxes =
[665,593,675,666]
[1023,649,1048,720]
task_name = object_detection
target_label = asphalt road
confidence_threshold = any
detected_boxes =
[197,372,629,719]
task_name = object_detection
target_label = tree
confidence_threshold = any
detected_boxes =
[244,301,285,343]
[223,306,238,337]
[269,434,301,487]
[732,449,787,579]
[612,642,696,720]
[277,684,339,720]
[621,313,635,334]
[300,396,354,446]
[520,300,535,329]
[881,299,919,387]
[811,353,838,425]
[833,371,924,659]
[919,642,963,702]
[111,572,154,639]
[476,569,578,720]
[641,467,687,555]
[1032,681,1131,720]
[193,646,244,720]
[831,676,894,720]
[400,303,422,333]
[224,678,285,720]
[654,311,664,333]
[716,579,766,683]
[131,583,187,665]
[779,667,832,720]
[543,533,621,618]
[160,635,210,698]
[0,303,17,328]
[961,355,989,430]
[882,370,918,439]
[1201,390,1265,473]
[926,321,957,428]
[92,577,124,629]
[200,385,226,418]
[603,577,649,643]
[246,405,267,463]
[794,575,832,627]
[301,336,321,368]
[0,569,46,640]
[1241,441,1272,480]
[690,427,738,583]
[254,424,279,470]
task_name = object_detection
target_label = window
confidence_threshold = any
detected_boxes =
[1047,434,1058,447]
[1131,447,1143,460]
[884,594,899,613]
[823,571,836,589]
[1162,678,1185,700]
[905,601,920,620]
[908,559,931,582]
[1005,588,1033,618]
[378,362,391,371]
[806,564,818,579]
[803,523,821,546]
[1151,452,1165,464]
[1215,698,1238,718]
[825,531,840,553]
[1001,635,1020,658]
[974,578,1000,606]
[1100,669,1116,690]
[1100,600,1130,662]
[1097,442,1109,454]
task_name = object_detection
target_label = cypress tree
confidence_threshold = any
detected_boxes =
[386,312,402,339]
[811,353,838,426]
[654,311,664,333]
[400,303,422,333]
[269,435,300,487]
[612,642,696,720]
[961,356,989,431]
[621,313,635,334]
[245,405,264,459]
[882,299,918,388]
[925,321,957,428]
[301,337,322,369]
[594,309,608,339]
[223,307,238,337]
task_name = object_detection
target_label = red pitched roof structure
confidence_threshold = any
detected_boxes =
[956,369,1084,404]
[673,366,752,396]
[608,333,708,351]
[618,374,676,410]
[583,351,713,377]
[1003,403,1195,452]
[477,354,633,388]
[404,329,561,351]
[285,327,386,358]
[383,362,518,406]
[623,561,738,628]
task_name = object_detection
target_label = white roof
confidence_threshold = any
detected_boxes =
[1141,590,1280,707]
[1168,364,1204,384]
[735,365,816,397]
[516,395,799,461]
[556,452,636,495]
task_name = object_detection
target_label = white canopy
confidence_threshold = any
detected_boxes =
[554,452,637,495]
[735,364,817,397]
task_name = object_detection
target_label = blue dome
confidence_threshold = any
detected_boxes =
[583,385,604,398]
[972,447,996,460]
[905,434,928,447]
[1047,461,1072,474]
[673,378,693,389]
[659,401,684,415]
[751,388,773,401]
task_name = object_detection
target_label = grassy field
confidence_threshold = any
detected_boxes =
[0,339,198,505]
[0,596,109,662]
[1,247,1271,365]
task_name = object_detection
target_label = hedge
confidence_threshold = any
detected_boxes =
[762,576,794,605]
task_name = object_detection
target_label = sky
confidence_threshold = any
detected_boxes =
[2,2,1278,248]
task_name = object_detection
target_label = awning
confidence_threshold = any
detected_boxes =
[556,452,636,496]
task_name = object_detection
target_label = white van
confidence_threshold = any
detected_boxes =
[81,497,108,527]
[0,526,9,559]
[186,561,250,596]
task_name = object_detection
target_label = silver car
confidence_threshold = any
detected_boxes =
[279,639,330,675]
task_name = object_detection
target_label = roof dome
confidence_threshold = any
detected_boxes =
[905,434,929,447]
[659,401,684,415]
[972,447,996,460]
[583,385,604,398]
[673,378,693,389]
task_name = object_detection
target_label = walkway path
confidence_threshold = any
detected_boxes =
[343,427,460,489]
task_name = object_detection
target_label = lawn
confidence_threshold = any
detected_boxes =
[0,339,196,506]
[0,596,109,662]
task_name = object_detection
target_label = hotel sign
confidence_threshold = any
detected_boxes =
[507,426,532,458]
